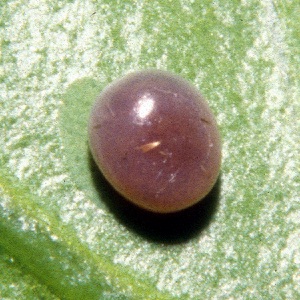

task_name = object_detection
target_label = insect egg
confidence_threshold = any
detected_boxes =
[89,70,221,213]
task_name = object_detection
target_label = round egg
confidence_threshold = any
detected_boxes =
[89,70,221,213]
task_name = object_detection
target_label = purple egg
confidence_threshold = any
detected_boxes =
[89,70,221,213]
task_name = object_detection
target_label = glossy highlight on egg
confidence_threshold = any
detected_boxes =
[89,70,221,213]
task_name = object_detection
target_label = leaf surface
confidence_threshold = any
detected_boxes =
[0,0,299,299]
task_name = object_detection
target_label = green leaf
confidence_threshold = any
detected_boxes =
[1,0,299,299]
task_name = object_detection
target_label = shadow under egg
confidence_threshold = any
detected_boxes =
[89,151,221,244]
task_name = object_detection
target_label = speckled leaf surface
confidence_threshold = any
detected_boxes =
[0,0,299,299]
